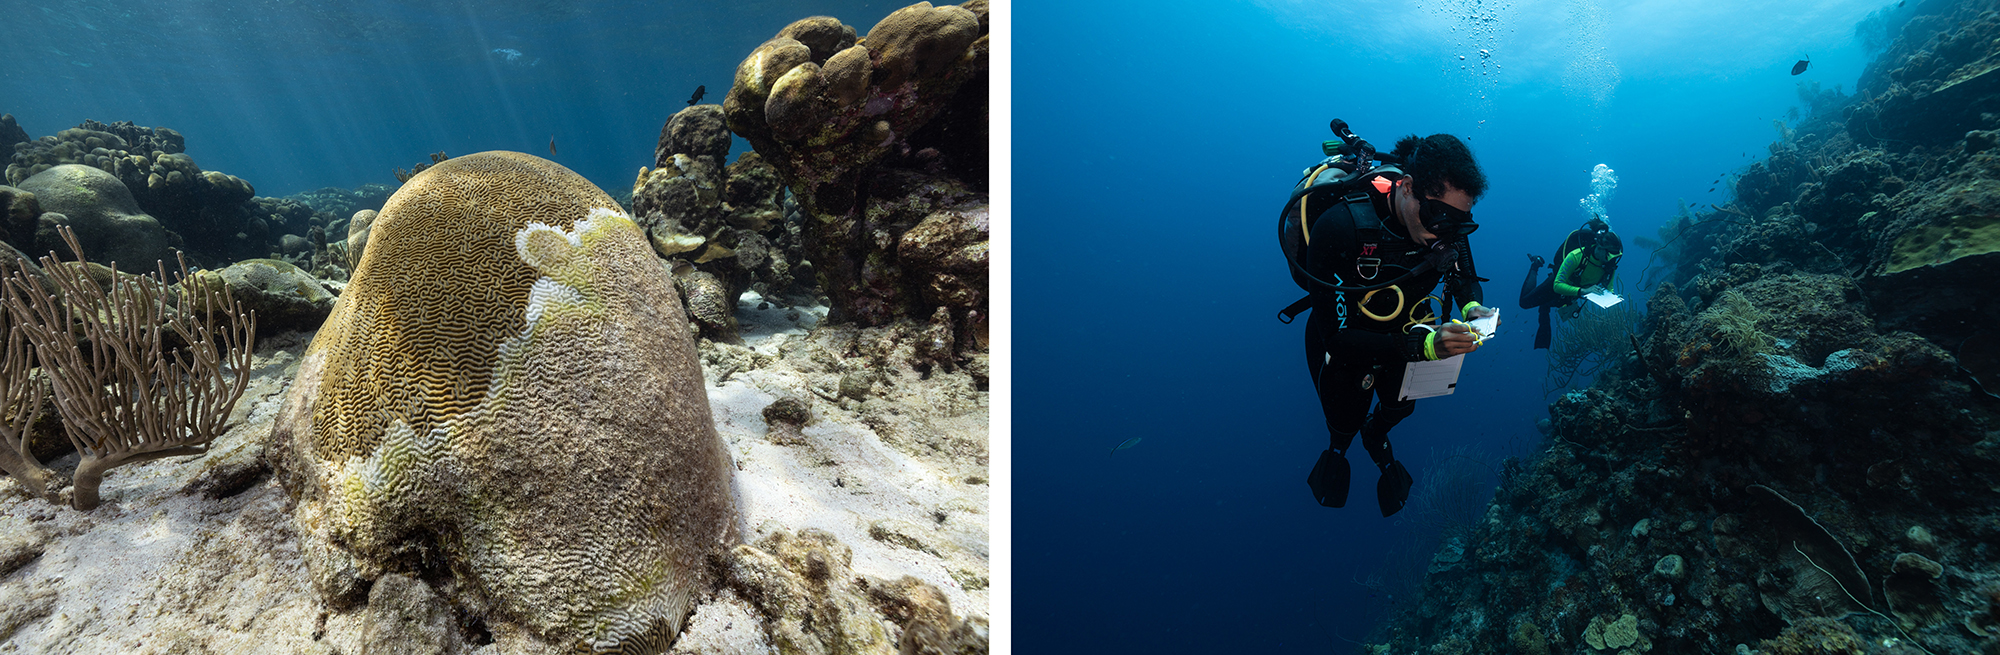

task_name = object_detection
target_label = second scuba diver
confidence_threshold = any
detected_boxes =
[1518,217,1622,349]
[1284,127,1493,517]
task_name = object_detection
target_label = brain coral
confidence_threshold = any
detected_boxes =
[270,151,738,653]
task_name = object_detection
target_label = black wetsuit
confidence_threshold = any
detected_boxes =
[1301,200,1484,471]
[1519,267,1567,350]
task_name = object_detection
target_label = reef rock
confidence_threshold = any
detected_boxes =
[345,208,378,270]
[269,151,738,653]
[17,164,175,268]
[3,119,280,267]
[1847,1,2000,146]
[0,114,28,156]
[633,106,810,339]
[723,2,990,333]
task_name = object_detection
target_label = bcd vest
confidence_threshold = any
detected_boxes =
[1278,160,1468,333]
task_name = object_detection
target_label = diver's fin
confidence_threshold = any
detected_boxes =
[1378,460,1413,517]
[1307,449,1351,508]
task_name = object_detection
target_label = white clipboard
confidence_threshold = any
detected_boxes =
[1584,290,1623,308]
[1397,356,1465,401]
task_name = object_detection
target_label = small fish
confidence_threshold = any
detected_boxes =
[687,85,706,106]
[1792,55,1810,76]
[1708,188,1715,192]
[1109,437,1142,457]
[549,136,557,157]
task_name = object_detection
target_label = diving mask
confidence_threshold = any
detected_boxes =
[1422,199,1478,238]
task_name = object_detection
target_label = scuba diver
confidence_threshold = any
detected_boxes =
[1518,217,1622,349]
[1277,120,1494,517]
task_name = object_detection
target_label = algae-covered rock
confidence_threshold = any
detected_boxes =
[1654,554,1686,580]
[722,530,986,655]
[0,184,39,250]
[185,258,334,335]
[360,574,465,654]
[1884,198,2000,275]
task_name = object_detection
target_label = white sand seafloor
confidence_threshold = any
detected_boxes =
[0,291,990,654]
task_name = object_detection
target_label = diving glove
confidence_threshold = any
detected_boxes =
[1307,449,1351,508]
[1377,460,1413,517]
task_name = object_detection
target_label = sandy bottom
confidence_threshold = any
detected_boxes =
[0,291,989,653]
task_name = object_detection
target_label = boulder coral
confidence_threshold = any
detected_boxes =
[269,151,738,654]
[725,3,984,204]
[723,2,990,331]
[16,164,176,268]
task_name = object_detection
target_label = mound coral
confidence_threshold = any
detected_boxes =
[723,2,990,331]
[270,151,737,654]
[15,164,175,267]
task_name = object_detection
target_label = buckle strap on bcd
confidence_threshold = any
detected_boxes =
[1278,295,1312,324]
[1346,191,1386,280]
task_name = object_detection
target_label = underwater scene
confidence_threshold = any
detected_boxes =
[0,1,990,653]
[1019,0,1997,654]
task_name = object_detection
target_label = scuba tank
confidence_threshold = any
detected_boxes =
[1276,119,1480,324]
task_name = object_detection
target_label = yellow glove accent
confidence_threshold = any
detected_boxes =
[1462,301,1485,319]
[1423,330,1440,361]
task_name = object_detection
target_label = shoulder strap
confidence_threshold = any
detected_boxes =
[1556,229,1591,262]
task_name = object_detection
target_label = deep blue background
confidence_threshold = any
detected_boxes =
[0,0,905,197]
[1016,0,1893,652]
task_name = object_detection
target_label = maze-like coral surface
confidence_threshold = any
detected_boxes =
[305,151,610,461]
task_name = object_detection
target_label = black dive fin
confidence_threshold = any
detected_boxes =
[1378,460,1413,517]
[1307,450,1351,508]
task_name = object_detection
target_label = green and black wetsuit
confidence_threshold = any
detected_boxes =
[1519,234,1618,349]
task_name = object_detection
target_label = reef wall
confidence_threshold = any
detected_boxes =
[1374,2,2000,654]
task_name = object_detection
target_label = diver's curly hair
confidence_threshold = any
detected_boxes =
[1393,134,1487,201]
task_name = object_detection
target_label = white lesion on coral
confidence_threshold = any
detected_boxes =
[514,221,580,273]
[525,277,585,326]
[515,208,631,275]
[583,206,625,227]
[330,418,456,550]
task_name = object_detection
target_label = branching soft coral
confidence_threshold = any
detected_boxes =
[1545,294,1647,394]
[1704,289,1775,360]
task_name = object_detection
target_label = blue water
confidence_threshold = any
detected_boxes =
[0,0,901,197]
[1016,1,1895,652]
